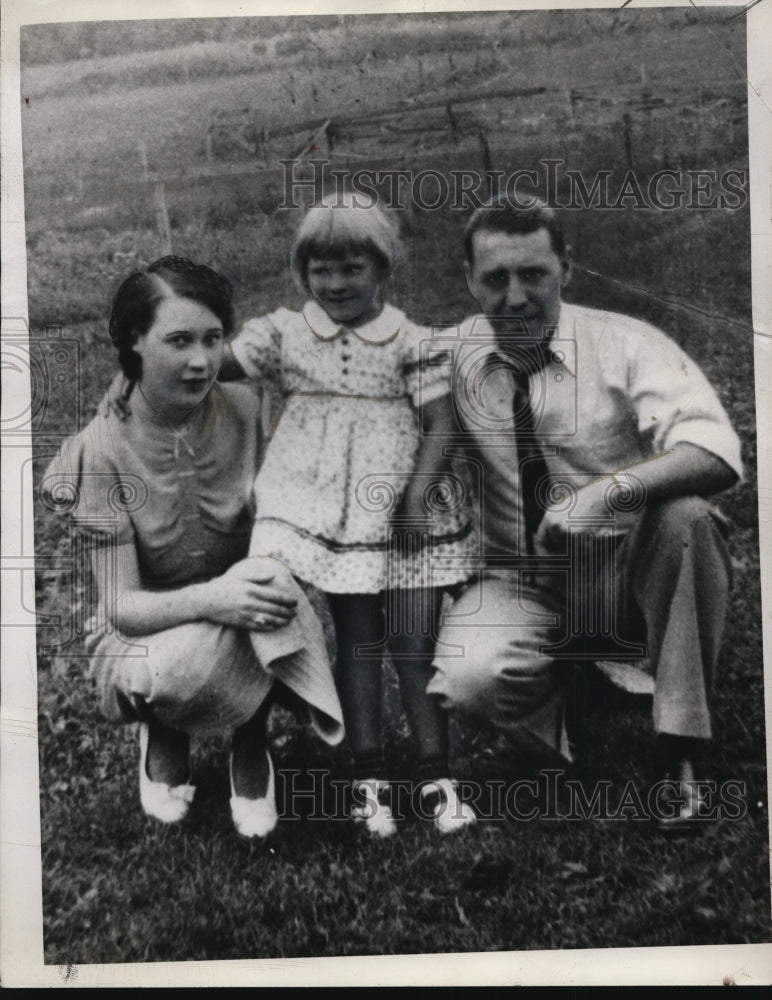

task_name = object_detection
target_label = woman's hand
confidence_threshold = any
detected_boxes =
[200,558,298,631]
[95,547,299,637]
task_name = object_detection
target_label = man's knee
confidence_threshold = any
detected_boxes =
[497,658,559,719]
[647,495,727,541]
[428,637,501,721]
[428,630,557,726]
[629,494,732,623]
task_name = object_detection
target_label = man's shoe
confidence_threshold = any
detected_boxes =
[653,735,711,834]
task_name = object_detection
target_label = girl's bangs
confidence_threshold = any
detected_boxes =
[304,208,385,256]
[305,234,379,261]
[291,199,403,286]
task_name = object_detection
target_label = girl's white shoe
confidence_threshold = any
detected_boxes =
[138,722,196,824]
[352,778,397,838]
[229,748,279,838]
[420,778,476,835]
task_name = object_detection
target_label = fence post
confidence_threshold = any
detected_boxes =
[154,182,172,255]
[478,130,493,181]
[621,112,633,171]
[139,139,150,182]
[446,102,459,142]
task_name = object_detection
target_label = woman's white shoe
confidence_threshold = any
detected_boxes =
[352,778,397,838]
[138,722,196,824]
[420,778,476,834]
[229,748,279,838]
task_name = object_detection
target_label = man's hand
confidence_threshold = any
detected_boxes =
[535,445,738,553]
[535,476,627,552]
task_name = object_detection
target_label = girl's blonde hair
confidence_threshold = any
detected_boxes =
[290,191,404,291]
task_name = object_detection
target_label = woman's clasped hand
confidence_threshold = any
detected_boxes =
[202,558,299,632]
[45,255,344,839]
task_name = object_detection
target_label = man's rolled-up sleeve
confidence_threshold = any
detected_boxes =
[627,321,743,481]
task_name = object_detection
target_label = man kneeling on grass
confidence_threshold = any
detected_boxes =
[427,198,743,831]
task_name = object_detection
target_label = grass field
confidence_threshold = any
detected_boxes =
[22,7,770,969]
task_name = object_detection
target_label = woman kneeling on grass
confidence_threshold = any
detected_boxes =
[43,256,344,837]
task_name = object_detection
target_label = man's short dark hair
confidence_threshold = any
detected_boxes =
[464,198,567,265]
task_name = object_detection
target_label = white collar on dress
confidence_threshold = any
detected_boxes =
[302,300,404,345]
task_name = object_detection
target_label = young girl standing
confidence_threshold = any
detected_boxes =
[223,194,477,837]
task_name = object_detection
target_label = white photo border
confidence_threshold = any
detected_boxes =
[1,0,770,987]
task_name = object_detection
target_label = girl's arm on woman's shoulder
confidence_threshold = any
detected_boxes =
[92,543,298,636]
[223,312,287,386]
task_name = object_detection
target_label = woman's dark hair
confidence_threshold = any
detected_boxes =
[108,256,235,381]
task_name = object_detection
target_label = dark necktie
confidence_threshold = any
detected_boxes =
[512,370,549,555]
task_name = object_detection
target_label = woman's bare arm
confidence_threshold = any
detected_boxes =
[92,543,298,636]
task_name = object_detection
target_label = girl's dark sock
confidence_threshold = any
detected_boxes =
[415,752,450,784]
[352,747,388,781]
